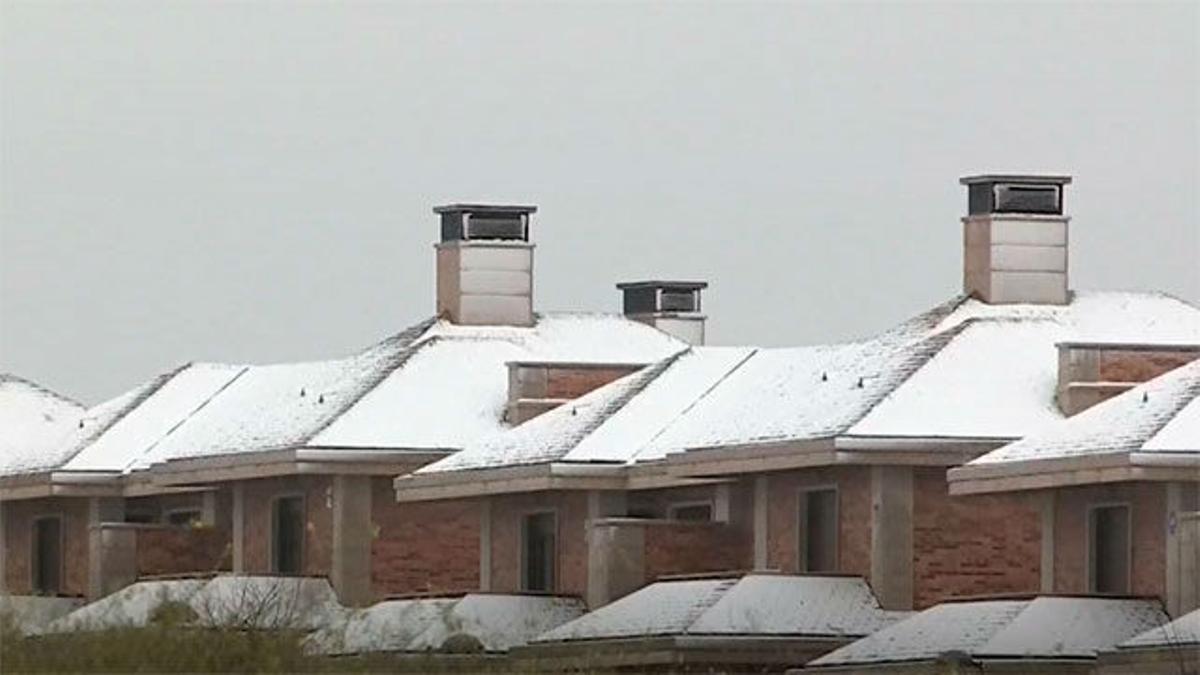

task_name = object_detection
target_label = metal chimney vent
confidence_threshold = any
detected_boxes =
[435,204,537,242]
[962,175,1070,216]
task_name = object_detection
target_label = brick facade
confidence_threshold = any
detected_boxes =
[371,478,482,597]
[2,497,89,596]
[1053,481,1166,597]
[913,467,1041,608]
[136,526,231,577]
[489,491,590,597]
[643,521,747,580]
[239,475,333,577]
[765,468,871,578]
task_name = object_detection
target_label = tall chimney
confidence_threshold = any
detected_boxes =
[435,204,537,326]
[617,280,707,345]
[960,174,1072,305]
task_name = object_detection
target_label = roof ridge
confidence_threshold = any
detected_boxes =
[0,372,85,410]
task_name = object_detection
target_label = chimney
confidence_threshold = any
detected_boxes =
[435,204,537,326]
[617,280,708,345]
[960,174,1072,304]
[1056,342,1200,415]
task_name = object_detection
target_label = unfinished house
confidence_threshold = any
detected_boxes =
[0,204,688,606]
[395,174,1200,616]
[949,358,1200,619]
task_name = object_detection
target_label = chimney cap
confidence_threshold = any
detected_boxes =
[615,280,709,291]
[959,174,1072,186]
[433,203,538,215]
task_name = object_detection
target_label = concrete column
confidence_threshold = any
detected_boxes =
[88,496,124,526]
[714,484,731,523]
[479,498,492,592]
[1040,491,1056,593]
[232,483,245,573]
[0,501,7,594]
[870,466,914,610]
[587,490,628,521]
[331,475,373,606]
[88,525,138,600]
[1165,481,1199,617]
[754,476,769,569]
[201,491,218,527]
[586,521,645,609]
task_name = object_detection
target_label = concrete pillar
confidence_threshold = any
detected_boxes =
[714,484,731,523]
[232,483,245,573]
[201,491,218,527]
[88,524,137,600]
[0,501,6,594]
[754,476,769,569]
[330,475,373,606]
[587,490,627,521]
[870,466,914,610]
[88,496,124,526]
[1040,491,1056,593]
[586,520,645,609]
[480,498,492,592]
[1165,481,1199,617]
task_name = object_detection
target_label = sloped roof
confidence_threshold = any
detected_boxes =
[413,291,1200,483]
[1117,608,1199,649]
[533,575,903,643]
[808,597,1168,667]
[17,313,683,477]
[959,359,1200,469]
[0,374,84,474]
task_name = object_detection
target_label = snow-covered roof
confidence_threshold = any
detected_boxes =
[1117,608,1199,649]
[17,313,682,477]
[808,597,1168,667]
[414,291,1200,482]
[961,359,1200,469]
[0,374,84,475]
[532,575,903,643]
[308,594,586,655]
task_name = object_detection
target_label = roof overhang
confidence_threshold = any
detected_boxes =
[152,446,452,487]
[0,470,124,501]
[394,461,629,502]
[948,451,1200,495]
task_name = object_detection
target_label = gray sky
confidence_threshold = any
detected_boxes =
[2,1,1197,404]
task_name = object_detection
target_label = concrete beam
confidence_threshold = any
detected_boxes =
[330,475,373,607]
[870,466,914,610]
[201,490,217,527]
[0,501,6,593]
[232,483,245,573]
[754,476,768,569]
[480,498,492,592]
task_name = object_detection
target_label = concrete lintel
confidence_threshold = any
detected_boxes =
[753,476,768,570]
[480,498,492,592]
[232,483,245,573]
[330,475,373,606]
[1165,481,1199,617]
[1040,491,1055,593]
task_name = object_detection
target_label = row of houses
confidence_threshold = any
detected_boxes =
[2,174,1198,670]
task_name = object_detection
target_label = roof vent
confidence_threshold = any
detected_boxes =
[960,174,1072,305]
[617,280,708,345]
[435,204,536,242]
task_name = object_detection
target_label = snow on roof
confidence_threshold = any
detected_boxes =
[309,594,586,655]
[533,575,901,643]
[808,597,1168,666]
[60,364,247,473]
[965,359,1200,467]
[846,291,1200,441]
[1117,608,1199,649]
[0,374,84,475]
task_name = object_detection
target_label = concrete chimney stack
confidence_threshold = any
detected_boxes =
[617,280,708,345]
[435,204,537,326]
[961,174,1072,305]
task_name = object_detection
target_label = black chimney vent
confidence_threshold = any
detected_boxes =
[616,280,707,315]
[961,175,1071,216]
[434,204,537,243]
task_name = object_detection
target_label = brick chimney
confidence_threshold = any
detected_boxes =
[435,204,537,326]
[616,280,707,345]
[961,174,1072,304]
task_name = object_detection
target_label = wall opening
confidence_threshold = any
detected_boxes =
[521,511,557,592]
[1088,504,1131,594]
[32,515,63,595]
[271,496,305,575]
[667,501,714,522]
[799,487,838,573]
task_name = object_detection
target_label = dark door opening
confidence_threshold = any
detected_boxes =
[271,496,305,575]
[32,516,62,595]
[521,512,556,592]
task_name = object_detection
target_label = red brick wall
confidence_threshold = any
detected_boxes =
[240,475,332,577]
[544,367,638,399]
[913,468,1041,607]
[136,526,231,576]
[643,522,746,580]
[1053,482,1165,597]
[490,491,589,597]
[371,478,481,596]
[1098,350,1200,383]
[765,467,872,578]
[2,497,89,597]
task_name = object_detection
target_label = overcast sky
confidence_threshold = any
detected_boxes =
[2,1,1197,404]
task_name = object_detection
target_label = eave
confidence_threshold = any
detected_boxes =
[947,451,1200,495]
